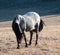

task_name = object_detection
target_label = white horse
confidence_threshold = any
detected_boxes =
[12,12,44,49]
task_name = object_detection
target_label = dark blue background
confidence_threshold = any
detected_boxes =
[0,0,60,21]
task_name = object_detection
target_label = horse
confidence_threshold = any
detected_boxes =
[12,12,44,49]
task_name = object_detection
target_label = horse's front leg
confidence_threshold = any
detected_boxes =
[23,32,28,47]
[16,33,23,49]
[29,31,33,45]
[16,35,23,49]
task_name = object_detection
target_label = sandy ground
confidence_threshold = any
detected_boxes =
[0,15,60,55]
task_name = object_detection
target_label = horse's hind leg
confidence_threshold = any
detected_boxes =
[29,31,33,45]
[16,32,23,49]
[16,38,20,49]
[23,32,28,47]
[12,23,22,49]
[14,32,22,49]
[13,31,20,49]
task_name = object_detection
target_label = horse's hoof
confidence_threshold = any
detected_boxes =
[25,46,28,47]
[17,47,20,49]
[35,43,38,46]
[29,42,32,45]
[25,45,28,47]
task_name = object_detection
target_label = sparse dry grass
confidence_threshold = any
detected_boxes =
[0,15,60,55]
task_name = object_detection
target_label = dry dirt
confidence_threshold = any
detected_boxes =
[0,15,60,55]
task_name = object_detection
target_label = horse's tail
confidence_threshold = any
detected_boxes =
[12,17,23,42]
[39,19,44,32]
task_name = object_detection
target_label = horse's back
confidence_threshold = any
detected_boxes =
[23,12,40,31]
[23,12,40,24]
